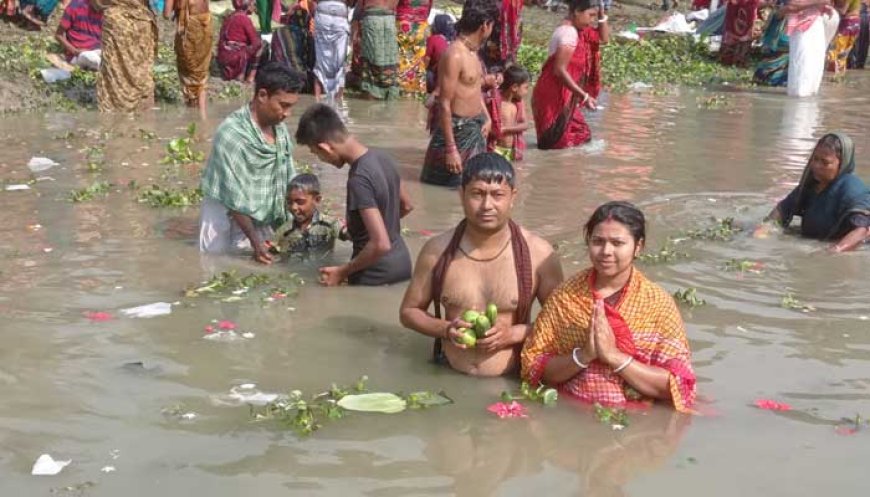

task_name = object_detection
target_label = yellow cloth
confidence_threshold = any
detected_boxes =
[521,268,697,413]
[175,5,214,106]
[96,0,158,113]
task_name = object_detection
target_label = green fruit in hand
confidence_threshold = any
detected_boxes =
[455,328,476,348]
[486,303,498,325]
[462,310,480,324]
[474,315,491,338]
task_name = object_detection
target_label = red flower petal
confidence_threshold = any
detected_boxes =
[418,229,434,237]
[754,399,792,411]
[835,426,858,436]
[85,311,114,322]
[204,325,215,333]
[218,320,236,330]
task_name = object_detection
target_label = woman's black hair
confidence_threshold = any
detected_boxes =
[500,65,530,91]
[461,152,516,188]
[815,134,844,162]
[432,14,457,41]
[456,0,500,35]
[568,0,594,13]
[288,173,321,196]
[584,201,646,244]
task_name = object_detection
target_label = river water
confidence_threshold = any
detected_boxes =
[1,75,869,496]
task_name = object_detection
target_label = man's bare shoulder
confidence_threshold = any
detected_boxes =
[519,227,556,262]
[418,229,456,262]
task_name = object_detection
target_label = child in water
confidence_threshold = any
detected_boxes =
[493,65,530,161]
[272,173,348,257]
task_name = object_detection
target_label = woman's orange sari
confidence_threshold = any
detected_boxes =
[521,268,696,413]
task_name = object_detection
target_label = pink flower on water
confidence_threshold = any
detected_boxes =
[487,401,528,419]
[271,292,287,299]
[754,399,792,411]
[218,320,236,330]
[835,425,858,436]
[85,311,114,322]
[204,325,215,334]
[418,229,434,237]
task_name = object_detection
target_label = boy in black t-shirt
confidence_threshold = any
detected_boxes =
[294,103,414,286]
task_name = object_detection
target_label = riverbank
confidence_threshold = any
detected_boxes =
[0,0,752,114]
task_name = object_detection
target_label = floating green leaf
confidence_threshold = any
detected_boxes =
[501,381,559,406]
[337,393,407,414]
[673,287,706,308]
[69,180,111,202]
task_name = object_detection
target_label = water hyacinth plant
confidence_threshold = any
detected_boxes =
[253,376,452,436]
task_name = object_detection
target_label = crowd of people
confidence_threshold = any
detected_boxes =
[193,1,868,416]
[706,0,870,96]
[1,0,868,413]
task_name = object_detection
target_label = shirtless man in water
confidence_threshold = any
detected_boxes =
[420,0,499,187]
[401,153,564,376]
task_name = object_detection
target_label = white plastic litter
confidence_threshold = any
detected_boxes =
[40,68,71,84]
[629,82,653,91]
[5,184,31,191]
[27,157,59,173]
[212,384,279,407]
[615,30,640,41]
[686,9,710,22]
[120,302,172,318]
[645,13,695,34]
[31,454,71,476]
[100,466,116,473]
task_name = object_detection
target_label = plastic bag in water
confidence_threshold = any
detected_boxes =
[27,157,59,173]
[31,454,71,476]
[120,302,172,318]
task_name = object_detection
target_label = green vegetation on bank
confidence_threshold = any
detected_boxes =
[0,12,752,113]
[0,28,243,113]
[518,36,753,91]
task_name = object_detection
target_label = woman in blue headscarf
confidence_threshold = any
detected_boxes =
[766,132,870,252]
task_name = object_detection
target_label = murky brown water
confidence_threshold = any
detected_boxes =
[1,74,869,496]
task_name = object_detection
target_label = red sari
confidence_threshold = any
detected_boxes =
[532,27,601,150]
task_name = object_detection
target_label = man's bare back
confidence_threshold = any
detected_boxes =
[363,0,399,11]
[403,226,563,376]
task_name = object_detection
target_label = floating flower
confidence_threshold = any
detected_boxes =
[85,311,113,322]
[487,401,528,419]
[418,229,434,237]
[753,399,792,411]
[204,325,215,334]
[218,320,236,330]
[835,425,858,436]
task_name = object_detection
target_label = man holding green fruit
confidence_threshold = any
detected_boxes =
[400,153,564,376]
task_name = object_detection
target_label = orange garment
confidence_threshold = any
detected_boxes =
[174,0,213,105]
[521,268,696,413]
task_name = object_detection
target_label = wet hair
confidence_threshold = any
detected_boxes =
[456,0,500,35]
[461,152,516,188]
[584,201,646,244]
[255,62,306,95]
[294,103,349,146]
[814,134,843,162]
[288,173,321,196]
[432,14,457,41]
[500,65,531,91]
[568,0,595,12]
